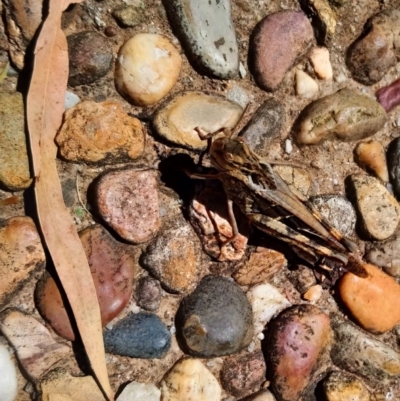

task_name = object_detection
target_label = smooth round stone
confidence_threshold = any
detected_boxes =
[0,345,17,401]
[103,312,171,358]
[244,390,277,401]
[164,0,239,79]
[250,11,314,91]
[116,381,160,401]
[295,70,318,99]
[153,91,243,150]
[302,284,323,302]
[0,216,45,307]
[67,31,113,86]
[176,275,253,357]
[35,224,137,341]
[95,169,160,244]
[0,92,32,190]
[135,276,161,311]
[323,371,371,401]
[348,174,400,240]
[239,99,285,157]
[355,141,389,182]
[160,358,221,401]
[296,88,387,145]
[387,137,400,199]
[309,47,333,80]
[115,33,181,106]
[112,5,145,27]
[266,305,331,401]
[347,10,400,85]
[56,101,144,163]
[376,77,400,112]
[338,263,400,333]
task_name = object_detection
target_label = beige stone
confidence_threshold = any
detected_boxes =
[303,284,323,302]
[309,47,333,80]
[295,70,319,99]
[355,141,389,182]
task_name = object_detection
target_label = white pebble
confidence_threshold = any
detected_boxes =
[64,91,80,110]
[116,381,160,401]
[247,390,277,401]
[295,70,319,99]
[309,47,333,80]
[0,345,18,401]
[239,61,247,79]
[284,139,293,154]
[257,332,265,340]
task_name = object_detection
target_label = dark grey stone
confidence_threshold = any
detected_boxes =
[388,137,400,199]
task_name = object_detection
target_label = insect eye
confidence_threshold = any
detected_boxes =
[225,152,234,161]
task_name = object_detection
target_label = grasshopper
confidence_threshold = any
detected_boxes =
[186,122,368,280]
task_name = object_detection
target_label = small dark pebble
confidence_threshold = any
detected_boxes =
[387,137,400,199]
[135,276,161,311]
[104,26,118,37]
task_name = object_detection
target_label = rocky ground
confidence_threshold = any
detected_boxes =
[1,0,400,400]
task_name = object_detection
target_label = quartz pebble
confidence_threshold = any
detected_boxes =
[0,216,45,307]
[67,31,113,86]
[95,169,160,244]
[64,91,80,110]
[35,224,137,341]
[0,92,32,190]
[296,88,387,145]
[0,344,17,401]
[160,358,221,401]
[309,47,333,79]
[103,312,171,358]
[250,11,314,91]
[348,174,400,240]
[302,284,323,302]
[115,33,181,106]
[376,77,400,112]
[354,141,389,182]
[347,10,400,85]
[387,137,400,199]
[338,263,400,333]
[243,390,276,401]
[135,276,161,311]
[323,371,371,401]
[153,91,243,150]
[112,5,144,27]
[295,70,319,99]
[56,101,144,163]
[164,0,239,79]
[116,381,160,401]
[177,275,253,357]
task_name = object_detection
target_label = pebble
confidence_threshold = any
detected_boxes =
[115,33,181,106]
[0,216,45,307]
[348,174,400,240]
[135,276,161,311]
[226,83,249,108]
[387,137,400,199]
[56,101,144,163]
[103,312,171,358]
[116,381,160,401]
[266,305,331,401]
[347,10,400,85]
[330,316,400,380]
[323,371,371,401]
[233,247,287,286]
[0,345,17,401]
[0,92,32,190]
[295,70,319,99]
[247,283,291,335]
[153,91,243,150]
[239,99,285,157]
[35,224,137,341]
[95,169,160,244]
[220,351,266,398]
[141,217,202,294]
[67,31,113,86]
[309,47,333,80]
[296,88,387,145]
[64,91,80,110]
[0,308,70,379]
[302,284,323,302]
[176,275,253,357]
[287,264,317,294]
[308,195,356,237]
[338,263,400,333]
[376,77,400,112]
[190,182,250,262]
[242,390,277,401]
[250,11,314,91]
[112,5,144,27]
[355,141,389,182]
[273,165,312,198]
[160,358,221,401]
[163,0,239,79]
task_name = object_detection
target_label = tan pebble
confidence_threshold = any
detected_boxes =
[339,263,400,333]
[115,33,181,106]
[247,390,277,401]
[355,141,389,182]
[324,372,371,401]
[295,70,319,99]
[303,284,323,302]
[309,47,333,80]
[160,358,221,401]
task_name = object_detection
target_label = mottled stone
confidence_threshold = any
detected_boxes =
[142,218,202,294]
[116,381,160,401]
[387,137,400,199]
[164,0,239,79]
[0,344,17,401]
[309,47,332,79]
[0,92,31,190]
[95,169,160,244]
[287,264,317,294]
[295,70,319,99]
[0,309,70,379]
[56,101,144,163]
[355,140,389,182]
[104,312,171,358]
[347,10,400,85]
[35,224,137,341]
[296,88,387,145]
[112,5,145,27]
[67,31,113,86]
[323,371,371,401]
[153,91,243,150]
[115,33,181,106]
[348,174,400,240]
[161,358,221,401]
[220,351,266,398]
[266,305,331,401]
[135,276,161,311]
[273,165,312,198]
[0,216,45,307]
[338,263,400,333]
[250,11,314,91]
[177,275,253,357]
